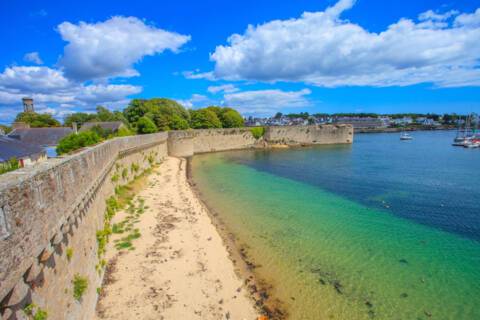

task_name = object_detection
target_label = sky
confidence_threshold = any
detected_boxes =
[0,0,479,124]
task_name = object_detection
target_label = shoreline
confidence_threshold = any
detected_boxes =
[95,157,259,319]
[186,157,288,320]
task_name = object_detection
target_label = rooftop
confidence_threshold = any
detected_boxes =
[8,127,73,147]
[0,136,45,162]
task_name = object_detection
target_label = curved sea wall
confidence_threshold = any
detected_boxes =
[0,125,352,319]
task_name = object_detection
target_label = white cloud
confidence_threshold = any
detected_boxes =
[0,66,141,118]
[0,66,70,92]
[58,16,191,81]
[23,52,43,65]
[208,1,480,88]
[176,94,210,108]
[224,89,311,115]
[454,8,480,28]
[207,84,239,94]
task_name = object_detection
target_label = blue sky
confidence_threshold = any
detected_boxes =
[0,0,479,124]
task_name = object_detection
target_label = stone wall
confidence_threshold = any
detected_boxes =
[0,133,168,320]
[0,125,352,319]
[264,124,353,145]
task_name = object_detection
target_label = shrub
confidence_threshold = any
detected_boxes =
[136,116,158,134]
[56,131,101,155]
[0,157,20,175]
[72,274,88,301]
[250,127,265,139]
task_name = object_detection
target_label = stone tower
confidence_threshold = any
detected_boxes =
[22,97,34,113]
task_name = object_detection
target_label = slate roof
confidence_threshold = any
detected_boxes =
[8,127,72,147]
[0,136,45,162]
[79,121,125,132]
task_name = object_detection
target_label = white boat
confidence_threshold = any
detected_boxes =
[400,132,413,140]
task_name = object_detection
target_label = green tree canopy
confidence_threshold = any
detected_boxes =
[15,112,61,128]
[124,98,190,131]
[136,116,158,134]
[204,106,244,128]
[190,109,222,129]
[220,108,244,128]
[64,113,97,128]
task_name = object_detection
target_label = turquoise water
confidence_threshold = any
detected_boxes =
[191,131,480,320]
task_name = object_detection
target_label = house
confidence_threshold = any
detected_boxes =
[79,121,125,133]
[335,117,387,129]
[8,127,73,147]
[0,136,47,167]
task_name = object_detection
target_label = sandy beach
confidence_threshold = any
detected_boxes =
[95,157,259,320]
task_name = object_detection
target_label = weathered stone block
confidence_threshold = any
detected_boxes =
[24,261,43,283]
[3,280,29,307]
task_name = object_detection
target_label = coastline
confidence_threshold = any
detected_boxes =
[95,157,259,319]
[186,157,288,320]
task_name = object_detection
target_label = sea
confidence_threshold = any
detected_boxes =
[191,130,480,320]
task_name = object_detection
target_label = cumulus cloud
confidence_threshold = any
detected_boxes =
[23,52,43,65]
[207,1,480,87]
[58,16,191,81]
[0,66,141,115]
[207,84,238,94]
[224,89,311,115]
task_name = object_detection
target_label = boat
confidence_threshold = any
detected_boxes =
[400,132,413,140]
[453,114,476,146]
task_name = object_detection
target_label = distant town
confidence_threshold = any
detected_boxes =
[244,112,477,130]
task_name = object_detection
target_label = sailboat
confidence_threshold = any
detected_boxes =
[453,115,474,146]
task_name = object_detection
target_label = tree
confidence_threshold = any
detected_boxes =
[15,112,61,127]
[136,116,158,134]
[123,98,190,131]
[220,108,244,128]
[190,109,222,129]
[64,113,97,128]
[205,106,244,128]
[274,112,283,119]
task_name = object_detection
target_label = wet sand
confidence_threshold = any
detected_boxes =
[95,157,259,320]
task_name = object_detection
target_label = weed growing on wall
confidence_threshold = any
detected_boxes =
[23,304,48,320]
[250,127,265,139]
[66,248,73,262]
[72,274,88,301]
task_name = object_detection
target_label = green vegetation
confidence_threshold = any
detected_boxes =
[72,274,88,301]
[66,247,73,262]
[205,106,244,128]
[56,131,101,155]
[64,106,128,128]
[0,124,11,134]
[0,157,20,175]
[250,127,265,139]
[23,303,48,320]
[190,108,222,129]
[121,168,129,180]
[136,116,158,134]
[124,98,190,131]
[15,112,61,127]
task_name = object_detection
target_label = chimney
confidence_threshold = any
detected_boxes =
[72,122,78,134]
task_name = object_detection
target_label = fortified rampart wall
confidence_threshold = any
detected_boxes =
[0,133,168,320]
[0,125,352,319]
[264,124,354,145]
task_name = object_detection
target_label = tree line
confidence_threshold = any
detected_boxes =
[6,98,245,133]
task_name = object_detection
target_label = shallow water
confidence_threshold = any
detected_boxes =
[191,131,480,320]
